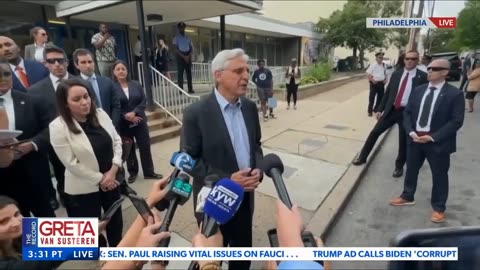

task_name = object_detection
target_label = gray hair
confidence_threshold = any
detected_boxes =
[211,48,249,77]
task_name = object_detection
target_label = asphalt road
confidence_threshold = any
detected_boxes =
[324,81,480,269]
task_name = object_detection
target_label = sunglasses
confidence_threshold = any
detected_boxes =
[405,57,419,61]
[427,67,449,71]
[0,71,12,77]
[45,58,66,64]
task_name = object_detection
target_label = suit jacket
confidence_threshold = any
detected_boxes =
[180,92,264,214]
[82,75,121,128]
[403,83,465,154]
[11,59,49,92]
[0,90,51,187]
[49,109,122,195]
[113,80,147,131]
[24,42,53,61]
[378,68,428,117]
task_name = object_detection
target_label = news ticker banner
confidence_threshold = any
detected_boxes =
[99,247,458,261]
[22,217,99,261]
[366,17,456,29]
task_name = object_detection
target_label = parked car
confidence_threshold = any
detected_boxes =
[431,52,461,81]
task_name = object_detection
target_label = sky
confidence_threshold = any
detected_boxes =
[430,0,466,17]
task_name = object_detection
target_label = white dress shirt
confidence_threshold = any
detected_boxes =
[9,59,26,83]
[0,89,15,130]
[34,43,46,62]
[396,68,418,107]
[366,63,386,81]
[415,81,446,133]
[50,73,69,91]
[122,86,129,99]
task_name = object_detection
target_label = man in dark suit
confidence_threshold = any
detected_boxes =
[353,50,428,178]
[29,45,75,209]
[73,48,120,128]
[0,36,49,92]
[389,59,465,223]
[181,49,263,270]
[0,60,55,217]
[460,51,478,91]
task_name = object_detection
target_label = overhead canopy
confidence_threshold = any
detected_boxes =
[54,0,261,26]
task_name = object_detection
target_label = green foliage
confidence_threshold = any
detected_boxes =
[317,0,404,53]
[424,29,457,53]
[453,0,480,49]
[300,63,332,85]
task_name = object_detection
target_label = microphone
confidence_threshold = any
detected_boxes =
[195,174,220,221]
[187,179,244,270]
[261,153,292,209]
[155,151,195,211]
[202,178,244,237]
[157,172,192,247]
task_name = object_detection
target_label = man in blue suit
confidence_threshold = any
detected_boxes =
[0,36,49,92]
[389,59,465,223]
[73,48,120,128]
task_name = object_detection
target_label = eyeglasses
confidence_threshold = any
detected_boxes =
[427,67,449,72]
[223,67,250,75]
[405,57,419,61]
[0,71,12,77]
[45,58,66,64]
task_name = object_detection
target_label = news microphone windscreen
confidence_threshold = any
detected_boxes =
[204,178,244,225]
[170,152,196,172]
[261,153,284,177]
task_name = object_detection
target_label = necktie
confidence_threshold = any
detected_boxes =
[0,97,9,129]
[88,77,102,108]
[419,87,437,128]
[15,66,29,88]
[394,72,409,109]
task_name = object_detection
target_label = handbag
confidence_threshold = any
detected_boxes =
[267,96,277,109]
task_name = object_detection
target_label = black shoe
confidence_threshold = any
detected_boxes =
[128,174,137,184]
[392,168,403,178]
[368,112,373,117]
[188,90,195,94]
[352,157,367,166]
[50,198,59,211]
[144,173,163,180]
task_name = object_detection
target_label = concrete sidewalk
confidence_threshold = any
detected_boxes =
[60,77,382,269]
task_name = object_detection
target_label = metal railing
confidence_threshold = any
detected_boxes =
[138,62,200,124]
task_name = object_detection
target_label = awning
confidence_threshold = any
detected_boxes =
[54,0,261,26]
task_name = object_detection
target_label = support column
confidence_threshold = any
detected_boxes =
[136,0,154,111]
[220,15,226,50]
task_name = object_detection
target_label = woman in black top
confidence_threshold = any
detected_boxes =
[154,38,171,79]
[49,79,123,247]
[111,60,162,183]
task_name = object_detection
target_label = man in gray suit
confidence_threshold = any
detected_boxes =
[181,48,264,270]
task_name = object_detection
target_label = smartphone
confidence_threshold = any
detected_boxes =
[101,197,124,221]
[128,194,154,223]
[389,226,480,270]
[267,228,323,266]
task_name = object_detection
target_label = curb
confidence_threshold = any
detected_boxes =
[305,126,394,239]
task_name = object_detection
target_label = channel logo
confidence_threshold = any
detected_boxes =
[22,218,99,261]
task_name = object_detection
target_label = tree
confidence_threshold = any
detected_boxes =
[317,0,403,69]
[423,29,456,54]
[454,0,480,49]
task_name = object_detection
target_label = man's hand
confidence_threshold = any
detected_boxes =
[231,168,261,191]
[410,132,420,141]
[416,135,434,143]
[124,112,135,121]
[375,112,383,120]
[132,116,143,125]
[14,142,34,158]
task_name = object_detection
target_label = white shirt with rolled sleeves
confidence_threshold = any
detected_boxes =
[366,63,386,82]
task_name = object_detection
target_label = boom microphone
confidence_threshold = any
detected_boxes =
[155,151,195,211]
[157,172,192,247]
[187,179,244,270]
[261,153,292,209]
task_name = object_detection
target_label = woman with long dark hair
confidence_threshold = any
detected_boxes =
[111,60,162,183]
[154,38,171,79]
[49,78,123,247]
